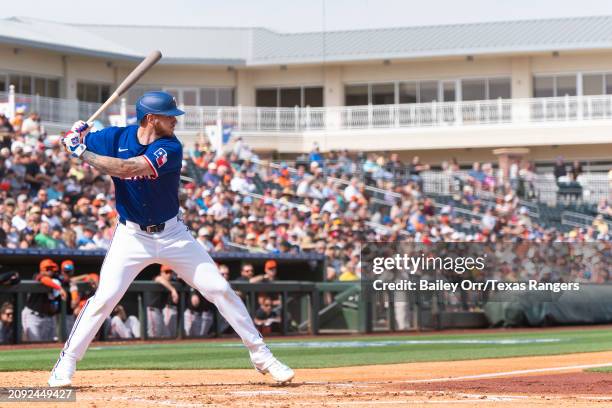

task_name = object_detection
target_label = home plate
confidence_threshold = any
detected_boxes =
[231,390,290,396]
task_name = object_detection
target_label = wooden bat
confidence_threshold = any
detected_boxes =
[80,50,162,130]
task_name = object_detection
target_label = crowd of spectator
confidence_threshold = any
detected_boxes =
[0,108,611,342]
[1,113,611,284]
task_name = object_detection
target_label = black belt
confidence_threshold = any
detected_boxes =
[119,217,166,233]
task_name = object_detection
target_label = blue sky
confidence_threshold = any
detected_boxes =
[2,0,612,32]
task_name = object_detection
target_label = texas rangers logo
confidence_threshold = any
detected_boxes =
[154,148,168,167]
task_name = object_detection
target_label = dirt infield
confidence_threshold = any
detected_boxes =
[3,351,612,407]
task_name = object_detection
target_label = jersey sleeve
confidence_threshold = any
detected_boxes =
[84,127,119,157]
[143,138,182,178]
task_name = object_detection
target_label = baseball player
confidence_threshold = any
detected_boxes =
[22,259,65,342]
[147,265,179,338]
[49,91,294,387]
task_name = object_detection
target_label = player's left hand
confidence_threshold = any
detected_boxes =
[62,131,87,158]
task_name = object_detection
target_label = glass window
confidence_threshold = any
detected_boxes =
[9,75,19,92]
[399,82,417,104]
[304,87,323,107]
[20,76,31,94]
[419,81,438,103]
[583,74,604,95]
[606,74,612,95]
[371,83,395,105]
[0,76,6,93]
[77,83,85,101]
[461,79,486,101]
[77,82,111,103]
[100,85,111,102]
[442,81,456,102]
[34,78,45,96]
[86,84,98,102]
[488,78,511,99]
[533,76,554,97]
[200,88,216,106]
[47,79,59,98]
[256,89,278,107]
[218,89,234,106]
[279,88,301,107]
[556,75,576,96]
[345,85,368,106]
[182,90,197,106]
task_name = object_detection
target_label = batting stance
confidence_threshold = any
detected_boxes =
[48,91,294,387]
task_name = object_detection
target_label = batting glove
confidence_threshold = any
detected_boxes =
[63,131,87,158]
[70,120,91,141]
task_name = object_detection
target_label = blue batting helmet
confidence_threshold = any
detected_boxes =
[136,91,185,123]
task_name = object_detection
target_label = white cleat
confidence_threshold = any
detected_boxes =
[260,359,295,384]
[48,354,76,387]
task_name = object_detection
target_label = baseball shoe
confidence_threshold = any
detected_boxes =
[48,354,76,387]
[259,358,295,384]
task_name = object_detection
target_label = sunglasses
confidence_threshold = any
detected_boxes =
[2,312,13,316]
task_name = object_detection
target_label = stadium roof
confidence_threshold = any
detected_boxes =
[2,16,612,66]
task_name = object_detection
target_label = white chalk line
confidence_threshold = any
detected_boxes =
[403,362,612,383]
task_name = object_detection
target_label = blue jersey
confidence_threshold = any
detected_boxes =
[84,125,182,226]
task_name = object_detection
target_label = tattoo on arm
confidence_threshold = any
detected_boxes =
[82,151,153,178]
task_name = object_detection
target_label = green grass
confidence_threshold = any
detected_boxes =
[1,328,612,371]
[586,366,612,373]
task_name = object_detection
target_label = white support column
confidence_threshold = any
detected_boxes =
[7,84,15,119]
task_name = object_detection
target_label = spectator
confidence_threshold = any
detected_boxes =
[22,259,65,342]
[570,160,583,181]
[468,162,486,190]
[554,156,567,181]
[35,221,58,249]
[109,305,140,339]
[0,302,14,343]
[21,112,42,142]
[183,287,214,337]
[408,156,429,189]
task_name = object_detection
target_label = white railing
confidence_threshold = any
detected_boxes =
[0,87,122,127]
[3,87,612,133]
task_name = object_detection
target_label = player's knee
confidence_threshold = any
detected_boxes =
[204,279,232,300]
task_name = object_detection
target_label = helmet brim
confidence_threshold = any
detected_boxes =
[155,108,185,117]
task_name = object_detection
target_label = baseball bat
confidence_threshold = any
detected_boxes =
[80,50,162,130]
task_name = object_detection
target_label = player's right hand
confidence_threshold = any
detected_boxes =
[171,289,179,304]
[62,132,87,158]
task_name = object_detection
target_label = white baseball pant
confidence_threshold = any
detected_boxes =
[184,309,214,337]
[21,307,55,342]
[146,306,177,338]
[110,315,140,339]
[57,216,274,368]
